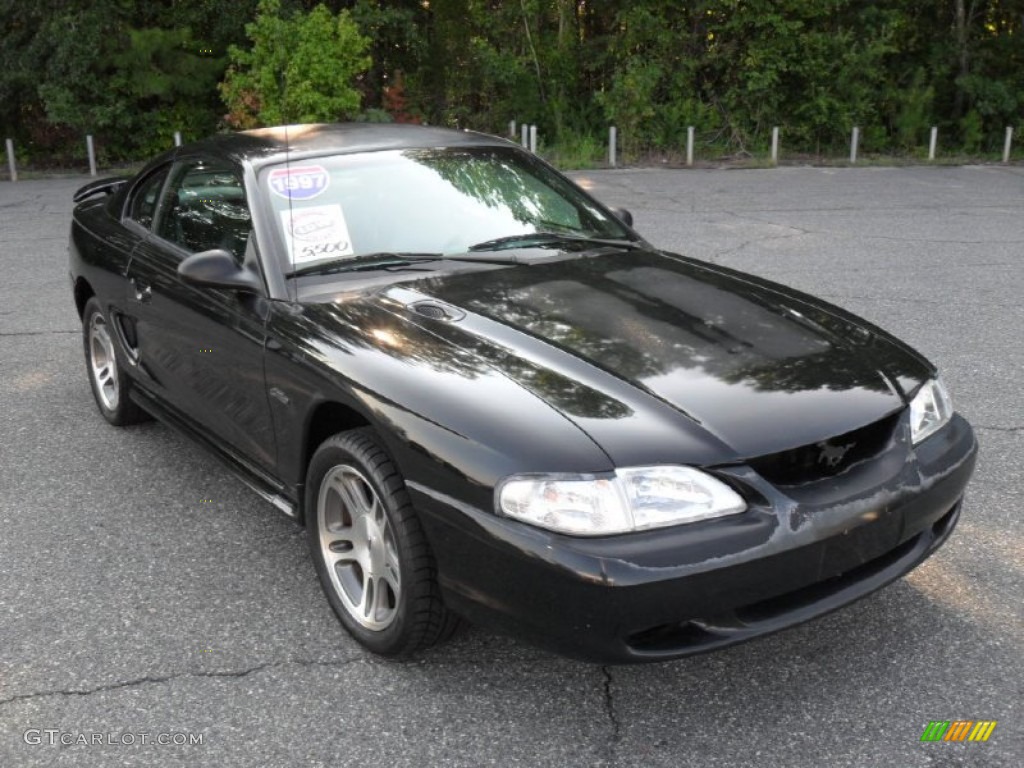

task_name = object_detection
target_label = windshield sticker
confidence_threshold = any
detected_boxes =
[268,165,330,200]
[280,205,355,264]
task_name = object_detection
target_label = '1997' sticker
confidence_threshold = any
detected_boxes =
[268,165,329,200]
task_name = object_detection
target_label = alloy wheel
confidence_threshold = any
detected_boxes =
[317,465,401,631]
[88,312,119,411]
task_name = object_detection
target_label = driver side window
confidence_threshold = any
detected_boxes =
[157,161,252,261]
[126,167,170,229]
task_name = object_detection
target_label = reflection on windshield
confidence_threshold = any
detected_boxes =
[262,147,628,274]
[407,149,600,233]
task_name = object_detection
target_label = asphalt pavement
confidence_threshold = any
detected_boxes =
[1,165,1021,767]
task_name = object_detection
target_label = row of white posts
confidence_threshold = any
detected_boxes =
[508,120,1018,168]
[2,125,1020,180]
[3,131,185,182]
[510,120,539,154]
[847,125,1013,163]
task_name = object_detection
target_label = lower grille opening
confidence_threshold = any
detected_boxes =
[735,535,918,624]
[625,504,958,655]
[932,503,958,538]
[627,621,718,652]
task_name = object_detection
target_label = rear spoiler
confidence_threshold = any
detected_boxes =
[73,176,131,203]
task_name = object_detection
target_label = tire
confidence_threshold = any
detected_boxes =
[306,428,461,657]
[81,297,149,426]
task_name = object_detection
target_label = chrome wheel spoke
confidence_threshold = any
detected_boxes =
[372,576,392,620]
[333,474,370,517]
[358,571,376,619]
[382,538,401,592]
[370,497,385,525]
[353,575,392,623]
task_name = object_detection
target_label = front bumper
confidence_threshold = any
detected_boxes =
[411,414,977,663]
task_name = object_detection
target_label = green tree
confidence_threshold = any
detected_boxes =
[1,0,246,161]
[39,24,225,157]
[220,0,371,128]
[4,0,1024,163]
[350,0,428,116]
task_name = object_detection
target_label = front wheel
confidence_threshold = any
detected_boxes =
[306,428,460,657]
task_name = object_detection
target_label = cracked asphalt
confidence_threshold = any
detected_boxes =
[2,166,1022,767]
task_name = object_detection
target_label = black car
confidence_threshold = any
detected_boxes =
[68,124,977,663]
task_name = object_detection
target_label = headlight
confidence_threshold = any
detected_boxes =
[909,378,954,444]
[498,466,746,536]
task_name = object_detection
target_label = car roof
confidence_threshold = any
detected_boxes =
[180,123,515,168]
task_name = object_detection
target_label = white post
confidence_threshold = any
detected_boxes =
[174,131,182,147]
[928,126,938,161]
[609,126,617,167]
[1003,126,1013,163]
[770,126,779,165]
[529,124,537,154]
[509,120,516,139]
[521,124,528,149]
[86,134,97,177]
[686,126,695,167]
[5,138,16,182]
[850,126,859,164]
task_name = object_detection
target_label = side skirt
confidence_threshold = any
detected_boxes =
[129,387,301,522]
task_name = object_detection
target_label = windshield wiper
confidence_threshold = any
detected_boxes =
[467,232,644,253]
[290,250,528,277]
[290,252,443,277]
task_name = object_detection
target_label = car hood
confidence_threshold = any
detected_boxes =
[314,249,933,464]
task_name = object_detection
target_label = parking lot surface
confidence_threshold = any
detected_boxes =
[1,165,1021,767]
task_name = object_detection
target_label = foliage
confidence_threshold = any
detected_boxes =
[38,22,225,158]
[892,69,935,151]
[546,132,606,170]
[3,0,1024,164]
[353,108,394,123]
[219,0,371,128]
[1,0,253,162]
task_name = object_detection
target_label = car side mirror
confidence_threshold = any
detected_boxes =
[178,248,262,293]
[611,207,633,227]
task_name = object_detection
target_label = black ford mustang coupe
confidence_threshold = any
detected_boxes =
[69,124,977,662]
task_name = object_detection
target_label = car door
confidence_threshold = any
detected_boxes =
[125,156,277,473]
[87,164,172,362]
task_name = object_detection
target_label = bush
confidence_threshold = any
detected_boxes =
[220,0,371,128]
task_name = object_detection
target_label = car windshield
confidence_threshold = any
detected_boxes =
[259,146,633,275]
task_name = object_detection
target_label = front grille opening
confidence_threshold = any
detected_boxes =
[748,412,901,486]
[625,511,949,655]
[735,535,918,624]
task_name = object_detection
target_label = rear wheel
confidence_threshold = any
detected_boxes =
[81,297,149,426]
[306,428,460,656]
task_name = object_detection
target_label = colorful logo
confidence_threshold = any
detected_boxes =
[920,720,997,742]
[268,165,330,201]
